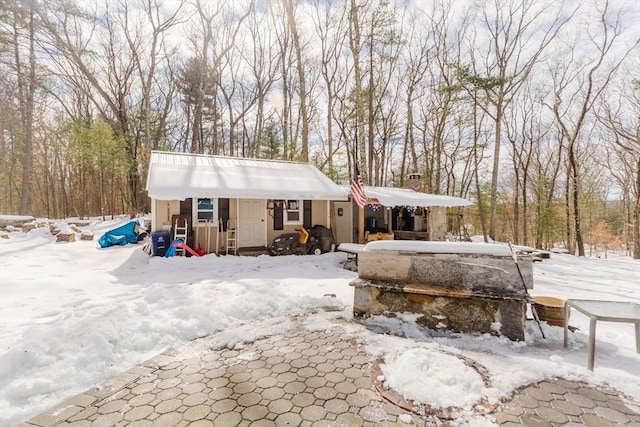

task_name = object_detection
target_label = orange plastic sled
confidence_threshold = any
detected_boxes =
[171,241,201,257]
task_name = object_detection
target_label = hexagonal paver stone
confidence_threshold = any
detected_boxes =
[291,358,310,369]
[324,398,350,415]
[242,404,269,421]
[97,399,128,414]
[129,393,155,407]
[594,406,630,424]
[535,406,568,424]
[316,363,335,374]
[493,412,521,424]
[271,362,292,374]
[334,382,358,395]
[308,355,328,364]
[581,414,616,427]
[181,373,205,384]
[351,355,369,365]
[152,411,182,427]
[538,381,569,395]
[566,393,596,409]
[324,372,346,384]
[284,381,306,395]
[181,382,206,394]
[519,414,553,426]
[262,386,285,401]
[256,377,278,389]
[526,387,554,402]
[297,367,318,378]
[229,372,251,383]
[183,404,210,422]
[266,356,286,365]
[213,411,242,427]
[511,395,541,409]
[211,398,237,413]
[207,377,229,390]
[183,392,209,407]
[209,387,233,400]
[360,405,388,423]
[550,399,584,416]
[335,412,364,426]
[204,367,226,379]
[233,381,257,394]
[343,367,363,379]
[579,387,609,402]
[93,412,124,427]
[346,393,371,408]
[158,368,181,379]
[131,382,156,395]
[314,387,337,400]
[238,392,262,407]
[268,398,294,414]
[277,372,298,384]
[124,405,154,422]
[300,405,327,422]
[221,350,240,358]
[156,387,182,401]
[155,398,181,414]
[275,412,303,427]
[156,378,181,389]
[305,376,327,389]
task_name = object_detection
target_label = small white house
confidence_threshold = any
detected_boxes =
[146,151,474,254]
[146,151,347,254]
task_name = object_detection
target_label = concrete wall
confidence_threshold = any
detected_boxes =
[352,248,533,340]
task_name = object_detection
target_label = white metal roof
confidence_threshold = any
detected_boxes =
[343,185,473,207]
[146,151,348,201]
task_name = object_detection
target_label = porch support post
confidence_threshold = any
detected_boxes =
[358,206,365,244]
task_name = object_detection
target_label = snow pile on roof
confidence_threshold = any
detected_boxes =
[146,151,347,201]
[339,185,473,207]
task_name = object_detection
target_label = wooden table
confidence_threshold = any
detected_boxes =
[563,299,640,370]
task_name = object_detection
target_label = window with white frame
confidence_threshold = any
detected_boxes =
[284,199,302,224]
[194,198,215,223]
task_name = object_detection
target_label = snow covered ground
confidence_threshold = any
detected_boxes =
[0,217,639,426]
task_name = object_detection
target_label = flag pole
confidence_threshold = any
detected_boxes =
[350,161,367,244]
[358,204,365,244]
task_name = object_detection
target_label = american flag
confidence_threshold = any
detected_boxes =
[350,163,367,208]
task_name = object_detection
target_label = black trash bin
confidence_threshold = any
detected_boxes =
[151,230,171,257]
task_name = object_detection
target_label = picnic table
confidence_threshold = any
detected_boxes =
[337,243,366,269]
[563,299,640,370]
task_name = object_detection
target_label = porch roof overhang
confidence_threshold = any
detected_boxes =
[344,185,474,208]
[146,151,348,201]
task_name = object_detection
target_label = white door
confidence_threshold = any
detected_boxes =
[238,199,266,247]
[332,201,353,244]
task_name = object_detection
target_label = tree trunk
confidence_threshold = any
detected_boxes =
[634,158,640,259]
[16,4,36,215]
[284,0,309,162]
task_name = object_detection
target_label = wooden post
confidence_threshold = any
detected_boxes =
[358,206,365,244]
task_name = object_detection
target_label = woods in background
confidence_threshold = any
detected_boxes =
[1,0,638,257]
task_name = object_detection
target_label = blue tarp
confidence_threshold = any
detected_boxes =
[98,221,140,248]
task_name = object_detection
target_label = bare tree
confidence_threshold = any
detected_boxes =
[504,81,552,245]
[548,0,639,256]
[471,0,574,239]
[283,0,309,161]
[310,0,349,179]
[3,0,39,215]
[37,0,185,211]
[597,69,640,258]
